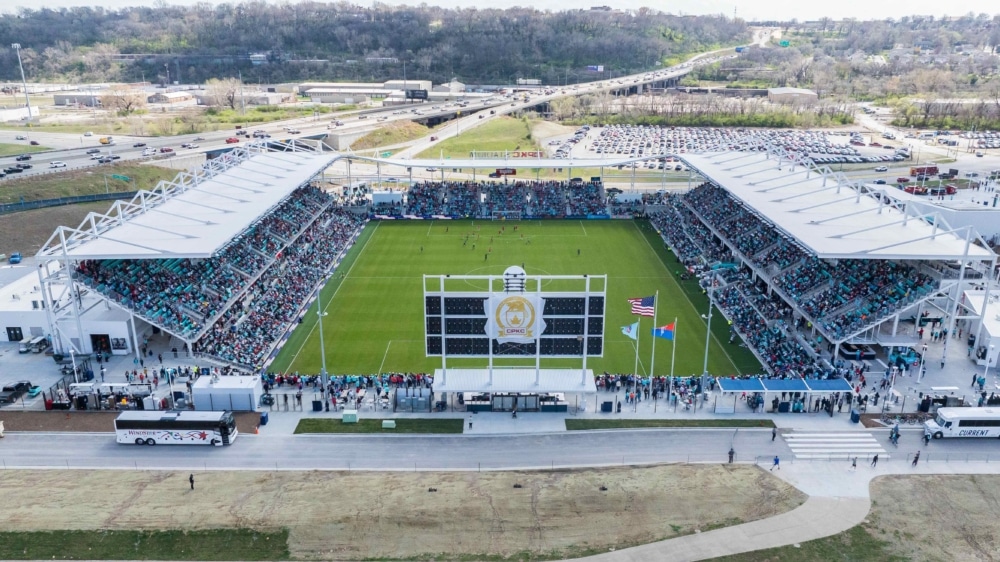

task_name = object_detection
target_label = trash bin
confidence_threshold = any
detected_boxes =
[312,400,323,412]
[850,409,860,424]
[616,401,622,413]
[601,401,613,413]
[260,411,269,426]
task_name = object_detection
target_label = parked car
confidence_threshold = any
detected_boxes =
[0,381,33,404]
[49,161,67,168]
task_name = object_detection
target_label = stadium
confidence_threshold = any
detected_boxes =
[25,134,998,412]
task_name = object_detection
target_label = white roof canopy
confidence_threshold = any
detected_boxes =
[38,144,337,261]
[681,149,995,261]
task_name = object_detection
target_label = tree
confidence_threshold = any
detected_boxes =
[99,87,147,116]
[205,78,243,110]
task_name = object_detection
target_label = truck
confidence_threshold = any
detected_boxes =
[909,165,939,177]
[99,136,114,145]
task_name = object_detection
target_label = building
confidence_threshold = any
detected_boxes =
[433,80,466,93]
[52,92,104,107]
[191,374,263,411]
[147,91,194,104]
[304,89,373,104]
[767,87,818,105]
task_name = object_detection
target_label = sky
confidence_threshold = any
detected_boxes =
[3,0,999,22]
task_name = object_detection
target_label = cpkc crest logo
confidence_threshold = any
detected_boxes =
[495,295,536,339]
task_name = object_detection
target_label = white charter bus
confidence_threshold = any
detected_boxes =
[924,407,1000,439]
[115,410,238,446]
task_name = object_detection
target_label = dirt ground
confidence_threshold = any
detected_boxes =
[0,410,261,435]
[531,120,577,142]
[866,475,1000,562]
[0,465,804,560]
[0,201,114,255]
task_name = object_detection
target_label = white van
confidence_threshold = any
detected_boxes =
[918,132,935,140]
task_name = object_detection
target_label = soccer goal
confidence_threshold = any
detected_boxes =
[491,210,522,221]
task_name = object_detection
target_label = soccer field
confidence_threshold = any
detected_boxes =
[270,220,761,377]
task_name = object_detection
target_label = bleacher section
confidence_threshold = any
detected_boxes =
[75,186,364,369]
[649,183,943,379]
[386,180,606,219]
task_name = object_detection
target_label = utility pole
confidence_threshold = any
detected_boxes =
[11,43,32,120]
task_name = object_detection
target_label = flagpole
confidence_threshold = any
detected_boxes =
[650,290,658,383]
[670,316,678,379]
[634,315,640,378]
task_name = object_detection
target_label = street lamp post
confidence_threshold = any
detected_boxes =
[316,287,329,409]
[982,344,994,390]
[918,343,928,384]
[11,43,32,120]
[69,348,79,384]
[702,277,715,377]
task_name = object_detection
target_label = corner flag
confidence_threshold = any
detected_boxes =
[652,323,675,341]
[621,322,639,340]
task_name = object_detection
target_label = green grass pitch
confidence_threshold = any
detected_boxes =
[270,219,761,377]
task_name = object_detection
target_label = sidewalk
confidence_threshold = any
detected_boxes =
[573,460,1000,562]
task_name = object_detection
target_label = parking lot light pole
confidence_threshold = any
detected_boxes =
[69,348,79,384]
[918,343,928,384]
[316,286,329,405]
[11,43,32,120]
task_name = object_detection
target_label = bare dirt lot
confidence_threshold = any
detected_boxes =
[0,465,805,560]
[866,474,1000,562]
[0,201,112,255]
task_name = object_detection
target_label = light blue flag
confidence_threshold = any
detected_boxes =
[621,321,639,340]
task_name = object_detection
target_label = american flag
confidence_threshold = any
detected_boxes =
[628,296,655,317]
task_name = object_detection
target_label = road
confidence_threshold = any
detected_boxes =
[0,428,993,471]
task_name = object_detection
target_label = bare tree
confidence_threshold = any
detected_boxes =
[99,87,147,116]
[205,77,243,110]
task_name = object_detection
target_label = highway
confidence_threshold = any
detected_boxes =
[1,47,738,179]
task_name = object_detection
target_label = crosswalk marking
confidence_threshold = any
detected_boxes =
[784,432,889,460]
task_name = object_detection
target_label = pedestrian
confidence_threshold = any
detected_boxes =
[851,457,857,471]
[912,451,920,467]
[577,248,581,256]
[923,432,930,446]
[189,474,194,490]
[772,427,777,441]
[728,448,735,463]
[871,454,879,468]
[0,419,5,438]
[972,373,978,388]
[770,456,780,471]
[158,353,163,364]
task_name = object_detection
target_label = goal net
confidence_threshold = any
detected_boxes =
[491,210,522,221]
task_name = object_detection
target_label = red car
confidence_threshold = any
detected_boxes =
[225,137,240,144]
[904,185,928,195]
[896,177,910,184]
[159,147,174,153]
